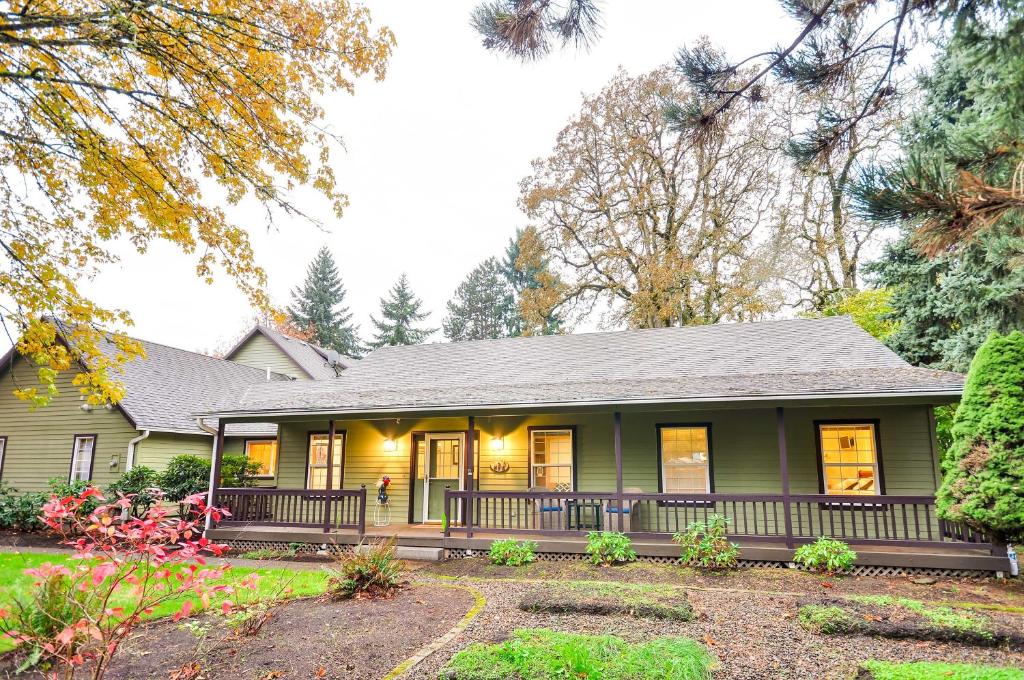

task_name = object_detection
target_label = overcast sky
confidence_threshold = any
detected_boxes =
[73,1,799,355]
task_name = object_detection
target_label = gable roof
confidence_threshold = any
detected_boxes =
[224,325,354,380]
[205,317,965,418]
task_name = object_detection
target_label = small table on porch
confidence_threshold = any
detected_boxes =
[565,499,602,531]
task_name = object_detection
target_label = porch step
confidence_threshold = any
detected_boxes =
[355,544,444,562]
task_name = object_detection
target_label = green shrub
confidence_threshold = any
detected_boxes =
[793,537,857,574]
[936,330,1024,543]
[0,483,48,531]
[673,514,739,570]
[47,479,102,516]
[585,531,636,566]
[106,466,162,518]
[861,660,1024,680]
[219,454,262,488]
[442,628,713,680]
[160,455,211,517]
[488,539,537,566]
[325,539,403,599]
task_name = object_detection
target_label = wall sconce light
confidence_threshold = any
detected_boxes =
[383,438,397,452]
[490,436,504,451]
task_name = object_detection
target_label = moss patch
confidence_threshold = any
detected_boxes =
[441,628,713,680]
[519,581,695,621]
[857,660,1024,680]
[798,596,1024,648]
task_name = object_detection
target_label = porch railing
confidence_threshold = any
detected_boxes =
[214,486,367,534]
[443,489,993,552]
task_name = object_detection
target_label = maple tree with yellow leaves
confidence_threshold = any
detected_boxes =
[0,0,393,406]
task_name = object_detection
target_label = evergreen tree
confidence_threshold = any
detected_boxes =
[369,273,435,348]
[288,246,363,357]
[936,331,1024,544]
[501,227,563,336]
[443,257,518,342]
[867,230,1024,372]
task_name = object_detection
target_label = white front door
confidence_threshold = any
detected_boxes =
[422,433,465,522]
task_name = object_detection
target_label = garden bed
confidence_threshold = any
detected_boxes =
[799,596,1024,648]
[519,581,694,621]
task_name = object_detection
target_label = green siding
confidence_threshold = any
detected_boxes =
[267,404,941,524]
[134,433,246,469]
[0,356,138,491]
[228,333,308,380]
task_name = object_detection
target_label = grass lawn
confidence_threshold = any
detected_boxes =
[861,660,1024,680]
[443,628,713,680]
[0,551,329,654]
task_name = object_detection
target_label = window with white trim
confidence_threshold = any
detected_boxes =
[307,433,344,490]
[819,423,880,495]
[245,439,278,477]
[70,435,95,482]
[530,429,573,491]
[660,426,711,494]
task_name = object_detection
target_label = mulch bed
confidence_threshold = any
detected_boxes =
[0,530,67,551]
[799,596,1024,649]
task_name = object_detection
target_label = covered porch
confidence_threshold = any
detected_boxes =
[204,402,1010,572]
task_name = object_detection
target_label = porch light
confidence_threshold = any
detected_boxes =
[490,436,504,451]
[383,438,397,452]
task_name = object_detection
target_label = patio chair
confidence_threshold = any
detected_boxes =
[531,484,570,530]
[602,487,643,533]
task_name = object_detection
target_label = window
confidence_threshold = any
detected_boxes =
[659,425,712,494]
[819,423,881,495]
[307,432,344,490]
[244,439,278,477]
[70,435,96,482]
[530,428,573,491]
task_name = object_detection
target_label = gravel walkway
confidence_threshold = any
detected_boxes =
[407,565,1024,680]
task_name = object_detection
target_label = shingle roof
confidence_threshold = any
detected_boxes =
[205,317,964,417]
[225,325,355,379]
[103,336,290,434]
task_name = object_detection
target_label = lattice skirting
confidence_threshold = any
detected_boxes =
[225,539,354,556]
[442,549,993,577]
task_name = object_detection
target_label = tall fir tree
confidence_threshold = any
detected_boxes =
[501,227,564,336]
[443,257,518,342]
[287,246,363,357]
[369,273,435,348]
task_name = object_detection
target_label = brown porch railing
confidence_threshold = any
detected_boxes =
[215,487,367,534]
[443,489,993,552]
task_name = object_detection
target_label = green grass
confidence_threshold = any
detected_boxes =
[0,551,328,653]
[848,595,993,639]
[862,660,1024,680]
[442,628,713,679]
[797,604,859,634]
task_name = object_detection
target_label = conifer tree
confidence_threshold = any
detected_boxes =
[936,331,1024,544]
[369,274,435,347]
[501,227,564,336]
[443,257,518,342]
[288,246,363,356]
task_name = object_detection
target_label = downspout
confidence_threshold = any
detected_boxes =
[126,430,151,471]
[198,417,219,531]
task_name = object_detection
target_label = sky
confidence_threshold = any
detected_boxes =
[74,1,800,355]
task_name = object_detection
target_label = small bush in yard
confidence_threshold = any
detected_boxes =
[326,539,403,599]
[585,531,637,566]
[106,465,163,518]
[673,514,739,570]
[160,455,212,516]
[488,539,537,566]
[793,537,857,574]
[0,482,48,531]
[859,660,1024,680]
[0,487,239,679]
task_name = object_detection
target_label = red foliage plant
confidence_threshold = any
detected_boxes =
[0,488,248,680]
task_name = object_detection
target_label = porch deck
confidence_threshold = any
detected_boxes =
[205,522,1008,573]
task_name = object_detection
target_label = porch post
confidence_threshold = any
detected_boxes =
[323,419,335,533]
[776,407,795,549]
[465,416,475,538]
[204,420,226,532]
[614,411,624,533]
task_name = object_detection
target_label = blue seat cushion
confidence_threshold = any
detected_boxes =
[540,506,562,512]
[605,507,631,513]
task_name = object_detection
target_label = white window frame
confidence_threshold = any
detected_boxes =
[0,436,6,481]
[69,435,96,483]
[529,428,574,491]
[306,432,344,490]
[658,425,712,495]
[244,439,278,478]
